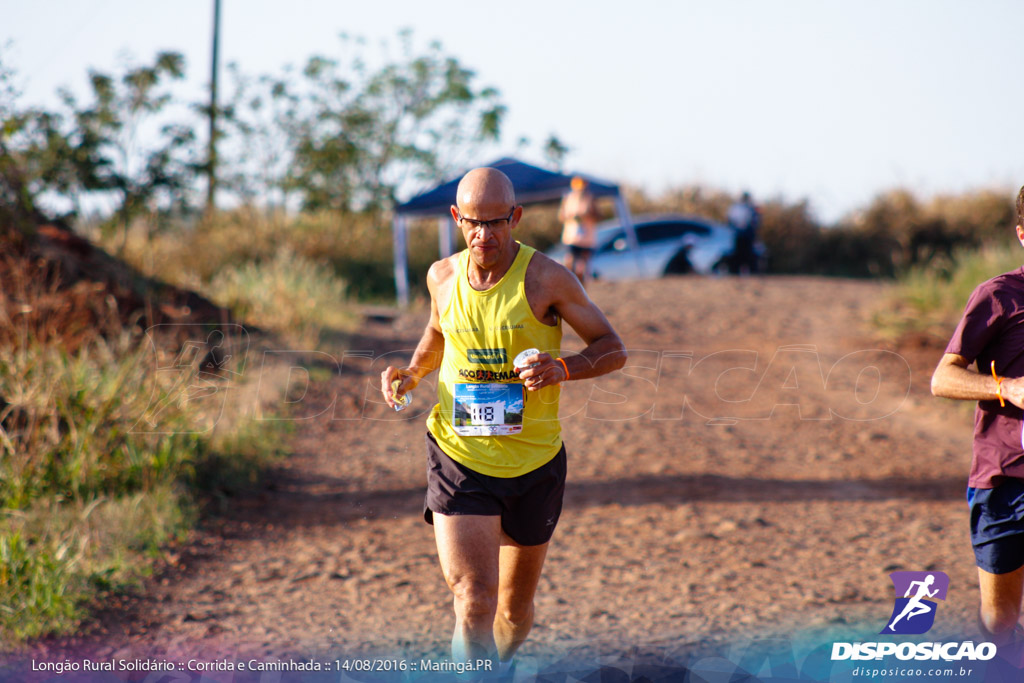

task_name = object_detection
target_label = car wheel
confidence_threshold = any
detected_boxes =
[664,250,694,275]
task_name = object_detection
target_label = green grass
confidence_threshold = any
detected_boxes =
[1,336,191,508]
[0,332,286,645]
[0,531,82,641]
[0,487,191,641]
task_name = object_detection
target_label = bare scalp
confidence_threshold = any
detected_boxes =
[456,168,516,210]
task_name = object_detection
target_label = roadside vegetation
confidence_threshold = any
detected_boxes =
[877,239,1023,341]
[0,324,286,642]
[101,204,569,310]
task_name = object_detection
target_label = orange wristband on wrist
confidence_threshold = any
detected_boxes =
[555,357,570,381]
[992,360,1006,407]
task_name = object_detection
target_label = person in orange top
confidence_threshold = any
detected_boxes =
[558,176,602,284]
[381,167,626,672]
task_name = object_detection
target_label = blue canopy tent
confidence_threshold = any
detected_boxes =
[391,157,639,306]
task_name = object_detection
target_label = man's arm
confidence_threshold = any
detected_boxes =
[931,353,1024,409]
[518,258,627,391]
[380,261,448,408]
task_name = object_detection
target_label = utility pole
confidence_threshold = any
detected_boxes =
[206,0,221,212]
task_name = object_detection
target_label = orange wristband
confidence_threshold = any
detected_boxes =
[555,357,570,381]
[992,360,1006,407]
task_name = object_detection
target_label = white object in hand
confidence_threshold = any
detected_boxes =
[391,378,412,411]
[514,348,541,371]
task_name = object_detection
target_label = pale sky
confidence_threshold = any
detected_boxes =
[4,0,1023,222]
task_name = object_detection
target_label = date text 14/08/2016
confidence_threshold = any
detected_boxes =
[339,658,494,674]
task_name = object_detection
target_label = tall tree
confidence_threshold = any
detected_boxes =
[59,52,198,244]
[0,50,81,233]
[543,135,570,172]
[272,31,507,214]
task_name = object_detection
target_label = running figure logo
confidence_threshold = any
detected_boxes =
[881,571,950,635]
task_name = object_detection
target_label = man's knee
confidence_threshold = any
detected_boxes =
[981,602,1022,635]
[448,575,498,619]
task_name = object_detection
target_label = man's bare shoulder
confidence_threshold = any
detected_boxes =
[526,249,576,288]
[524,249,586,322]
[427,254,460,288]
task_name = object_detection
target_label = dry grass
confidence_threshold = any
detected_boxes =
[876,239,1024,340]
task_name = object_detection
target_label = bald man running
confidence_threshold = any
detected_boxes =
[381,168,627,668]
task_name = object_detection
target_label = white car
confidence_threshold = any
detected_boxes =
[548,214,739,280]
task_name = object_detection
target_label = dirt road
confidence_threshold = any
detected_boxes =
[26,275,981,676]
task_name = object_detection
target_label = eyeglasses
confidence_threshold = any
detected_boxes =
[455,206,516,230]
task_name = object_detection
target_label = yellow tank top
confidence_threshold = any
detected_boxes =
[427,243,563,478]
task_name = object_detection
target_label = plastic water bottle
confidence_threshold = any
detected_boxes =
[391,379,412,412]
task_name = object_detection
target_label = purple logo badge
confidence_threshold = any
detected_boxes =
[880,571,949,635]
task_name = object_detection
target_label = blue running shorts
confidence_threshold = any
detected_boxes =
[969,480,1024,574]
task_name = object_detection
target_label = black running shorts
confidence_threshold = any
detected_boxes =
[423,432,566,546]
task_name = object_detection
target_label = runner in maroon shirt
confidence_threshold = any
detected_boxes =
[933,185,1024,647]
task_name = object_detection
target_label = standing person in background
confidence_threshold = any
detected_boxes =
[559,176,602,284]
[727,191,761,274]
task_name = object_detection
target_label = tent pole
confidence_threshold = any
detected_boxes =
[393,216,410,307]
[438,215,454,258]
